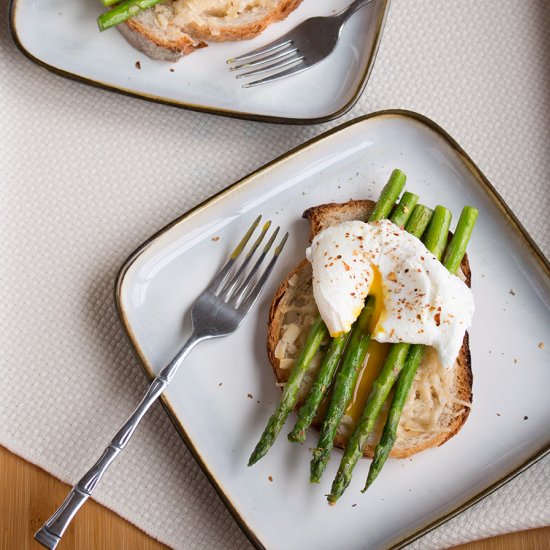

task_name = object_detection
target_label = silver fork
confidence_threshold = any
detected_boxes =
[34,216,288,550]
[227,0,375,87]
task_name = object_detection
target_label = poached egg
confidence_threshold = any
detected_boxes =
[306,219,474,369]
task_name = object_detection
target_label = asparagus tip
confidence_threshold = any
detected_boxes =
[287,430,306,443]
[363,469,379,491]
[247,451,261,467]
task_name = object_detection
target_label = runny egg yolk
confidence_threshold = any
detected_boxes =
[345,265,390,423]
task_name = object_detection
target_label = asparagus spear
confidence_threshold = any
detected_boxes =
[396,204,433,241]
[247,170,406,465]
[100,0,121,7]
[310,298,376,482]
[287,333,349,443]
[405,201,434,234]
[389,192,419,228]
[423,205,453,260]
[287,190,419,444]
[248,317,328,466]
[97,0,165,31]
[364,205,477,491]
[368,169,407,221]
[311,204,433,483]
[442,206,479,274]
[363,343,424,490]
[327,204,439,503]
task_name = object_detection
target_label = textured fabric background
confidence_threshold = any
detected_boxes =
[1,0,549,548]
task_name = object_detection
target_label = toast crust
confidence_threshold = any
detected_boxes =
[267,200,473,459]
[119,17,206,62]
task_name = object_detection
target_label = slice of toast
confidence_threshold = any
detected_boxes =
[118,0,303,61]
[267,200,473,459]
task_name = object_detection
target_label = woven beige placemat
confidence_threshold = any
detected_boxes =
[1,0,548,548]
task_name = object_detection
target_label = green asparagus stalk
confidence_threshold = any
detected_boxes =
[405,202,435,235]
[287,190,419,444]
[442,206,479,274]
[363,343,424,491]
[423,205,453,260]
[97,0,165,31]
[368,169,407,221]
[287,333,349,443]
[100,0,121,7]
[389,192,419,228]
[363,206,477,492]
[310,204,433,483]
[327,205,441,503]
[397,204,434,241]
[248,317,328,466]
[310,298,376,482]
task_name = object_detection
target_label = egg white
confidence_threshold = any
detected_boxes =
[306,219,474,369]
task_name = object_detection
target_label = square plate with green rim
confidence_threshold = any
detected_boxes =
[116,110,550,549]
[9,0,389,124]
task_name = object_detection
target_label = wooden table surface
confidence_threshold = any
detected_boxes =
[1,445,548,550]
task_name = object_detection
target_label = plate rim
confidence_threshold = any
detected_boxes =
[114,109,550,549]
[8,0,390,126]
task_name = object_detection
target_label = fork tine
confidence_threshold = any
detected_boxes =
[242,62,308,88]
[236,54,304,80]
[237,232,289,312]
[229,226,280,305]
[229,46,298,72]
[205,215,261,294]
[219,220,272,298]
[227,38,293,64]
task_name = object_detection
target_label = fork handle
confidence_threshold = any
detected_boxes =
[34,332,203,549]
[337,0,375,21]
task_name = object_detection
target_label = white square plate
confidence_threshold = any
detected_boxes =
[9,0,389,124]
[116,111,550,549]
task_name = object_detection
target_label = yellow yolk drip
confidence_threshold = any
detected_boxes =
[345,266,390,423]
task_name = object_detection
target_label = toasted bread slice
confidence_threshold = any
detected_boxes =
[267,200,473,459]
[118,0,303,61]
